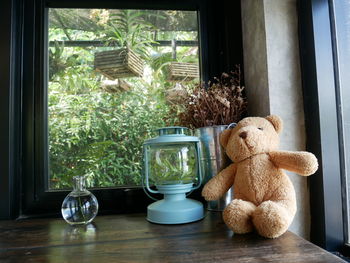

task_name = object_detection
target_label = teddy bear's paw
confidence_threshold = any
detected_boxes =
[301,152,319,175]
[252,201,293,238]
[223,199,256,234]
[201,186,220,201]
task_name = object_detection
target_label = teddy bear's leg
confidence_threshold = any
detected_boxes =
[252,200,294,238]
[223,199,257,234]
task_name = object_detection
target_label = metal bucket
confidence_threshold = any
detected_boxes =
[195,125,234,211]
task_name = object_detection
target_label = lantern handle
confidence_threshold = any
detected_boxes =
[143,146,160,195]
[142,176,159,201]
[191,142,202,191]
[227,122,237,129]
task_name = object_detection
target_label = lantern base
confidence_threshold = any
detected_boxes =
[147,198,204,224]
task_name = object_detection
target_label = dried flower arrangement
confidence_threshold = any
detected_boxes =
[175,66,247,129]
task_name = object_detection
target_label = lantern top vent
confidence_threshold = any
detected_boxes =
[157,126,188,136]
[143,126,200,145]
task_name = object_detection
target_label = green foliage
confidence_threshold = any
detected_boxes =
[49,85,172,189]
[106,10,158,59]
[48,28,173,189]
[48,10,199,189]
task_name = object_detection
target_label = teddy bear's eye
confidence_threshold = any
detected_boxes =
[258,127,263,130]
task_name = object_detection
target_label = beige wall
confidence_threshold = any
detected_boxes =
[241,0,310,239]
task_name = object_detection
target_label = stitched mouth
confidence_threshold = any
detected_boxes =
[243,139,254,150]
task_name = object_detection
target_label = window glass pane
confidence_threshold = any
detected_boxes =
[48,8,200,189]
[333,1,350,244]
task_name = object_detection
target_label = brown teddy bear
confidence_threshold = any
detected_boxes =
[201,115,318,238]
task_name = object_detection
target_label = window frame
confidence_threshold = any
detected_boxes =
[1,0,244,218]
[24,0,207,217]
[298,0,349,253]
[0,0,22,220]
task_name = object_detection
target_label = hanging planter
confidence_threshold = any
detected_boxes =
[100,79,132,93]
[94,48,144,79]
[165,83,187,104]
[167,62,199,82]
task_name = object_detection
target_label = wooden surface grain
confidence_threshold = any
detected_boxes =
[0,212,345,262]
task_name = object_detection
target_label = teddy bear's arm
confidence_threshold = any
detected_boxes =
[201,163,237,201]
[269,151,318,176]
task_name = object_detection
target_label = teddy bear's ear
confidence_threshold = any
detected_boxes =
[266,115,283,134]
[220,129,233,149]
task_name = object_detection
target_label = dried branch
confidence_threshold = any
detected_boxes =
[176,65,247,129]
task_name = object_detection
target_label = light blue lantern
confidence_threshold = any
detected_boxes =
[143,127,204,224]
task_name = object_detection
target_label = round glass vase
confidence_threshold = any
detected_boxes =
[61,176,99,225]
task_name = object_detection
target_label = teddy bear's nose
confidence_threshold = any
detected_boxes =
[239,131,248,139]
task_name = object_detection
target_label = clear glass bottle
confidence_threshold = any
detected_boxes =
[61,176,99,225]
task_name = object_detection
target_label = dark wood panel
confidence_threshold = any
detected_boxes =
[298,0,345,250]
[0,213,345,262]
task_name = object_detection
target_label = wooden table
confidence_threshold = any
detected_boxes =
[0,212,346,262]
